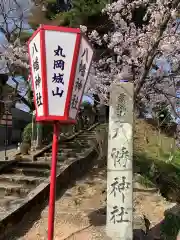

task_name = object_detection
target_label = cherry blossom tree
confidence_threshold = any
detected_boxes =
[81,0,180,120]
[0,0,33,109]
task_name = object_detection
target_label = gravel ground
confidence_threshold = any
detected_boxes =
[8,166,175,240]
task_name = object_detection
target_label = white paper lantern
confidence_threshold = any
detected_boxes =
[28,25,93,123]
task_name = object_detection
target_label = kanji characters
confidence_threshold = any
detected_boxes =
[110,176,131,202]
[74,78,83,91]
[36,92,43,107]
[71,94,79,109]
[54,45,66,57]
[33,56,39,72]
[53,60,65,70]
[32,43,38,57]
[110,206,129,224]
[52,46,66,98]
[81,48,88,62]
[111,147,129,168]
[35,74,41,89]
[52,87,64,97]
[79,60,86,77]
[52,73,64,84]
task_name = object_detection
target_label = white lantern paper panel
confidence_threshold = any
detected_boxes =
[29,32,44,116]
[44,30,77,116]
[69,36,93,119]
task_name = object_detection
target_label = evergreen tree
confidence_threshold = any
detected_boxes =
[59,0,108,27]
[32,0,109,30]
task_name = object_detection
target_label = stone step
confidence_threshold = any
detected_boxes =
[4,167,50,177]
[15,161,51,170]
[0,182,30,197]
[76,137,89,141]
[76,136,95,140]
[49,148,84,155]
[79,133,95,136]
[38,152,85,164]
[0,174,45,186]
[81,130,96,133]
[58,144,82,150]
[44,152,68,157]
[74,140,91,146]
[64,143,82,148]
[37,155,67,162]
[59,148,82,154]
[0,195,20,206]
[0,195,23,212]
[61,142,80,146]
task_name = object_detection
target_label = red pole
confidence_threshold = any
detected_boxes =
[48,121,59,240]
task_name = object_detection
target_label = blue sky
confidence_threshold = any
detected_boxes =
[82,95,94,105]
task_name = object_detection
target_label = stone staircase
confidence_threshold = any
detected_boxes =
[0,127,98,219]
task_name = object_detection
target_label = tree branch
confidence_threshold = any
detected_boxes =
[134,0,180,99]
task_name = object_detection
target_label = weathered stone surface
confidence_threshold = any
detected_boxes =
[134,181,158,193]
[133,215,147,233]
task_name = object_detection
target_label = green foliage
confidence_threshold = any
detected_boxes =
[135,174,155,188]
[26,88,35,113]
[28,22,39,31]
[44,1,61,20]
[134,151,180,202]
[153,103,173,126]
[45,0,108,27]
[81,101,92,110]
[45,0,56,3]
[20,31,33,42]
[63,0,107,27]
[160,212,180,240]
[12,31,33,43]
[42,123,53,142]
[22,122,53,144]
[22,122,35,144]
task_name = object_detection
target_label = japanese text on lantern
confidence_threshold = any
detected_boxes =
[51,45,66,98]
[31,40,43,109]
[71,48,88,110]
[69,36,93,120]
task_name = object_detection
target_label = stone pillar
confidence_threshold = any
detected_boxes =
[106,82,134,239]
